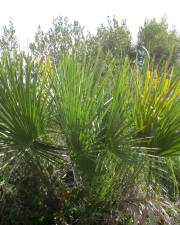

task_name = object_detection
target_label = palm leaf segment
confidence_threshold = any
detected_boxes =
[0,52,55,162]
[130,63,180,156]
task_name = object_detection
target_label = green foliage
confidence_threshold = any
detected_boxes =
[0,52,65,171]
[30,17,85,64]
[0,161,68,225]
[0,50,179,224]
[51,53,179,224]
[129,62,180,156]
[137,18,180,67]
[30,16,135,68]
[86,17,134,60]
[0,19,18,53]
[0,17,180,224]
[29,16,180,69]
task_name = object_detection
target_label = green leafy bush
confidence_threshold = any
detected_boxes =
[0,51,179,224]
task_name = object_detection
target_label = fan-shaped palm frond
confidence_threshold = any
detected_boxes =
[0,52,62,167]
[129,63,180,156]
[52,55,151,194]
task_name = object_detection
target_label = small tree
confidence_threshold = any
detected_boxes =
[0,19,18,53]
[30,17,85,64]
[86,16,134,61]
[137,18,180,67]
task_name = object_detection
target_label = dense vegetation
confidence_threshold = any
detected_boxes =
[0,16,179,225]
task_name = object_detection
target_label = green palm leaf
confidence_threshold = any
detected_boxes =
[0,52,59,165]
